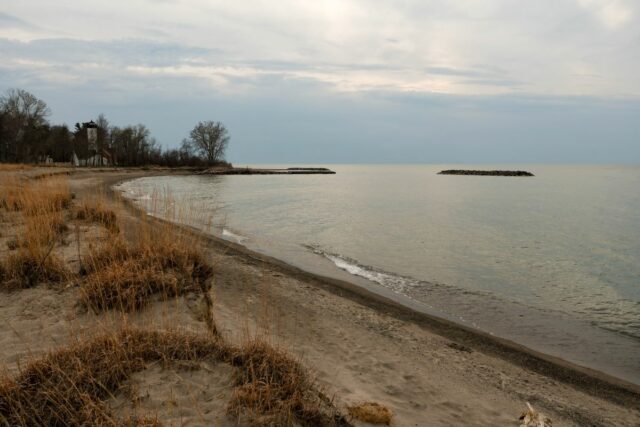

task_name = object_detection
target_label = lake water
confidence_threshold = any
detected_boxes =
[116,164,640,384]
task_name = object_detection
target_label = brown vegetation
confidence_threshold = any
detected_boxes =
[0,176,71,290]
[74,199,119,232]
[80,231,213,312]
[229,339,351,426]
[2,248,68,291]
[347,402,393,425]
[23,209,69,246]
[0,164,32,171]
[0,171,354,426]
[0,326,350,427]
[0,176,71,215]
[5,238,18,251]
[0,327,229,426]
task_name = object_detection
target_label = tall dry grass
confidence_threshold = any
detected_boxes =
[75,200,119,233]
[228,338,351,426]
[0,326,351,426]
[114,188,352,425]
[0,171,354,426]
[0,176,71,290]
[0,164,32,172]
[0,175,71,215]
[79,225,214,313]
[2,249,68,291]
[0,327,229,426]
[346,402,393,425]
[72,190,121,234]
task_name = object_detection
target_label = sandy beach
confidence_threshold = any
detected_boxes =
[1,167,639,426]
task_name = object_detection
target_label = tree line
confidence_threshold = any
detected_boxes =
[0,88,230,167]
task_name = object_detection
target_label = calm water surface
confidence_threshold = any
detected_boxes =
[117,165,640,384]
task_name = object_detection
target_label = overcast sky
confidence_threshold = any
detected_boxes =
[1,0,638,163]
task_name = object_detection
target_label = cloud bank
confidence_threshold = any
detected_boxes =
[1,0,638,163]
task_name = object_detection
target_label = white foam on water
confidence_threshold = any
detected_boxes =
[114,182,151,201]
[222,228,247,243]
[308,246,418,294]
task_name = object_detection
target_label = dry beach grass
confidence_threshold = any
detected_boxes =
[0,175,71,290]
[347,402,393,425]
[74,199,119,233]
[79,233,213,313]
[0,170,356,426]
[0,327,226,426]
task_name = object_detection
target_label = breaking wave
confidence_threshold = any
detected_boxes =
[222,228,247,243]
[305,244,426,295]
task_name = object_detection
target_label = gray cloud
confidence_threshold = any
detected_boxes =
[0,12,38,29]
[0,1,639,163]
[0,38,219,66]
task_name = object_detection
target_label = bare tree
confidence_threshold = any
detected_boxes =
[95,113,110,153]
[0,88,50,161]
[186,121,229,164]
[0,88,50,128]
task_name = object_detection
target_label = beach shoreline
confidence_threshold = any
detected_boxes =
[1,166,638,426]
[105,172,640,411]
[112,171,640,392]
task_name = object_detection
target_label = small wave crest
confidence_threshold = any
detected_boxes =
[222,228,247,243]
[304,244,426,294]
[114,182,152,201]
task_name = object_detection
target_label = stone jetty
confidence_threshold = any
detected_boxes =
[200,167,336,175]
[438,170,534,176]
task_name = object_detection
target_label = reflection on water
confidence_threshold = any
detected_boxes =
[117,164,640,384]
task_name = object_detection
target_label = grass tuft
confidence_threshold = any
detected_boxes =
[22,210,69,247]
[2,247,68,290]
[0,175,71,291]
[0,327,230,426]
[347,402,393,425]
[75,201,119,232]
[80,235,213,312]
[229,339,351,426]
